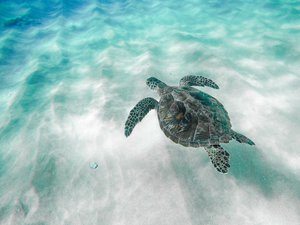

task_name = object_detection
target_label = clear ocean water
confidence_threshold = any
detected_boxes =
[0,0,300,224]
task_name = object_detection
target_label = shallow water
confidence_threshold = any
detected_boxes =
[0,0,300,224]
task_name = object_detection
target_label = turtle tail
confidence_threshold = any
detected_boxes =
[231,130,255,145]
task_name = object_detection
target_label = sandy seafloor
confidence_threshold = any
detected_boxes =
[0,0,300,224]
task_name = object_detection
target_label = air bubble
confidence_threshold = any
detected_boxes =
[89,162,98,169]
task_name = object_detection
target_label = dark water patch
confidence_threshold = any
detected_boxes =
[263,1,282,10]
[168,141,300,224]
[87,39,110,51]
[0,204,12,223]
[0,118,25,142]
[0,0,90,32]
[19,201,29,217]
[272,43,290,58]
[262,35,300,63]
[3,16,41,29]
[0,31,39,91]
[25,70,58,87]
[0,154,8,177]
[0,34,29,67]
[13,75,52,115]
[32,156,58,197]
[0,57,72,141]
[185,50,205,63]
[229,142,300,198]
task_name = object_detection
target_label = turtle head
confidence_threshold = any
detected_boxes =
[146,77,167,90]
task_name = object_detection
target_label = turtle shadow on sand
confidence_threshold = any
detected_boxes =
[166,143,300,225]
[228,143,300,198]
[168,145,300,225]
[168,142,300,198]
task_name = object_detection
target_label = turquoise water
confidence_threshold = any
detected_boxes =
[1,0,300,224]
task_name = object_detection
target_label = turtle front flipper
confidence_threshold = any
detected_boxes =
[231,130,255,145]
[205,145,230,173]
[124,97,158,137]
[179,75,219,89]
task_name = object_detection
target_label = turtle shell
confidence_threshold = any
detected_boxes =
[157,87,232,147]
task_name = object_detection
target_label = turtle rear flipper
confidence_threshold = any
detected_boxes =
[124,97,158,137]
[205,145,230,173]
[231,130,255,145]
[179,75,219,89]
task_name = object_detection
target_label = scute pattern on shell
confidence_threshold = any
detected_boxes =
[157,87,232,147]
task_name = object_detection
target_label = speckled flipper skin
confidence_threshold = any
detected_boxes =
[179,75,219,89]
[205,145,230,173]
[124,97,158,137]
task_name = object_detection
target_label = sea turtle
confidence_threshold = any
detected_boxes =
[124,75,255,173]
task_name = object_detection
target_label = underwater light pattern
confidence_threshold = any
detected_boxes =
[0,0,300,224]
